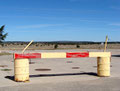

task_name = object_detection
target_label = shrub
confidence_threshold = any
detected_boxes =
[76,45,80,48]
[54,44,58,49]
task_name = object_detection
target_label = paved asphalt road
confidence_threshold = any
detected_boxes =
[0,77,120,91]
[0,49,120,91]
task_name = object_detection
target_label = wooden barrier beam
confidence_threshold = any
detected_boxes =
[41,52,66,58]
[66,52,89,58]
[89,52,111,57]
[14,52,111,59]
[14,53,41,59]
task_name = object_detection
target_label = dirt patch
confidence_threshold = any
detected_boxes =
[72,67,80,69]
[93,66,97,68]
[0,65,8,67]
[67,61,73,63]
[35,68,51,71]
[29,62,35,64]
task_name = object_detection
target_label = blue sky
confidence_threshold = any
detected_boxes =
[0,0,120,42]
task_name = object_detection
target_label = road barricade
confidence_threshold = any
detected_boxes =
[14,52,111,82]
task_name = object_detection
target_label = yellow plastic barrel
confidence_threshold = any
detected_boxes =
[97,57,110,77]
[14,59,29,82]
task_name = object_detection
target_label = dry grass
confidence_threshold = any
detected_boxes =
[1,69,12,71]
[0,52,12,56]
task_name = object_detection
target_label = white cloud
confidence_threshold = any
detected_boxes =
[16,24,68,29]
[109,23,120,26]
[69,0,79,2]
[79,19,107,23]
[111,6,120,10]
[69,0,88,2]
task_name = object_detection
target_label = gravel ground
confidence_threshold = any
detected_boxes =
[0,49,120,91]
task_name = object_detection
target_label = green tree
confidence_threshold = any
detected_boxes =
[0,25,8,42]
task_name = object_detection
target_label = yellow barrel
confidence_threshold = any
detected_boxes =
[97,57,110,77]
[14,59,29,82]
